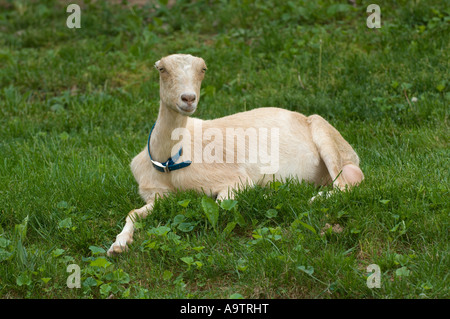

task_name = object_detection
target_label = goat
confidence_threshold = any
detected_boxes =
[107,53,364,256]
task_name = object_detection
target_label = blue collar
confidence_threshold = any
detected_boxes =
[147,123,192,173]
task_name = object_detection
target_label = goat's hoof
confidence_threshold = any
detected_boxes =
[107,242,129,256]
[309,190,336,203]
[107,235,133,256]
[309,191,327,203]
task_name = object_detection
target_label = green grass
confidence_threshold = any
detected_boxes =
[0,0,448,299]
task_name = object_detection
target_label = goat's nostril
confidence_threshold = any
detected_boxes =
[181,93,196,104]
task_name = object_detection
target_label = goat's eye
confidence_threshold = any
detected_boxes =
[158,67,165,73]
[201,68,207,72]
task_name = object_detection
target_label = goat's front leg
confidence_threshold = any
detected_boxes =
[107,199,154,256]
[216,189,235,201]
[216,178,254,201]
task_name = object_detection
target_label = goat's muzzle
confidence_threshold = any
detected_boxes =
[178,93,197,114]
[181,93,196,105]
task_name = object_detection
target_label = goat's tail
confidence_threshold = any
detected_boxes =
[307,115,364,190]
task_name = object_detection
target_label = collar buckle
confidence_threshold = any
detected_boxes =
[147,122,192,173]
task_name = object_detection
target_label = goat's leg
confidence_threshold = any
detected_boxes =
[307,115,364,190]
[216,189,235,201]
[216,177,254,201]
[107,200,154,256]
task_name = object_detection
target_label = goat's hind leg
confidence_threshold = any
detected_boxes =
[307,115,364,193]
[107,201,154,256]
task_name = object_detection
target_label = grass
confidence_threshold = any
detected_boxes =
[0,0,448,299]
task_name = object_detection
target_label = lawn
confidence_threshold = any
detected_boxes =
[0,0,448,299]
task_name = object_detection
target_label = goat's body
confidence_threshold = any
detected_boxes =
[107,54,364,256]
[131,107,359,202]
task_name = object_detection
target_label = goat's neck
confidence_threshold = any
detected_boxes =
[150,102,188,162]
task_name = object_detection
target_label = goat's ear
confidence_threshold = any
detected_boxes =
[154,60,161,69]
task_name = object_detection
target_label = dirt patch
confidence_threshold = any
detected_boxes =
[320,223,344,236]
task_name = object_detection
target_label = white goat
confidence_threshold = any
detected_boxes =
[107,53,364,256]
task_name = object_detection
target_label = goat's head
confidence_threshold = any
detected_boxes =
[155,54,207,116]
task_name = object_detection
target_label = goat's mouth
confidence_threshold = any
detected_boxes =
[176,103,197,115]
